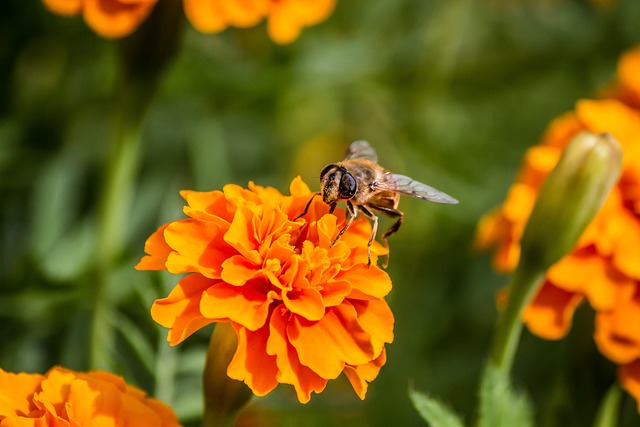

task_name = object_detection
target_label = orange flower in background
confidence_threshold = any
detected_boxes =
[43,0,337,43]
[0,366,181,426]
[476,46,640,410]
[136,177,394,403]
[183,0,336,44]
[42,0,158,38]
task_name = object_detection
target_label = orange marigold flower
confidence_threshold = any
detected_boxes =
[136,177,394,403]
[183,0,336,44]
[476,46,640,410]
[0,366,180,426]
[42,0,158,38]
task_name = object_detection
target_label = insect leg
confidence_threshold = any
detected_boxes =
[294,192,320,221]
[331,201,358,247]
[358,205,378,268]
[368,204,403,268]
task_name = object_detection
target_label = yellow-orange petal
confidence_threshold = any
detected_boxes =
[151,274,217,345]
[267,0,335,44]
[183,0,229,33]
[83,0,157,39]
[136,223,172,271]
[164,218,229,278]
[0,370,42,417]
[343,349,387,400]
[618,47,640,102]
[220,255,260,286]
[547,251,635,311]
[613,217,640,280]
[339,264,392,300]
[317,279,351,307]
[283,287,325,321]
[594,288,640,364]
[288,304,376,380]
[266,306,328,403]
[227,323,279,397]
[619,359,640,412]
[223,207,262,265]
[523,281,584,340]
[350,299,395,350]
[200,281,274,331]
[42,0,83,16]
[219,0,267,27]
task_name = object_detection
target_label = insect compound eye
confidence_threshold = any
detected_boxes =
[338,172,357,199]
[320,164,335,180]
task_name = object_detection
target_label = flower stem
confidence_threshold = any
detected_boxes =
[593,383,622,427]
[489,264,544,374]
[88,0,182,370]
[202,323,253,427]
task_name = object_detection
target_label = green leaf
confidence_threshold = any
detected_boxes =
[409,387,465,427]
[478,366,534,427]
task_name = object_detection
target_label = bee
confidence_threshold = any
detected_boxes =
[295,140,458,267]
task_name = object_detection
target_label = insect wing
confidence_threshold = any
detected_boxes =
[343,140,378,162]
[386,174,459,204]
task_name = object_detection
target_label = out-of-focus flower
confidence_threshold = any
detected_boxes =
[43,0,336,43]
[0,366,181,426]
[183,0,336,44]
[476,46,640,410]
[136,177,394,403]
[42,0,158,39]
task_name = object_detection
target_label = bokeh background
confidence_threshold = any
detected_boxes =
[2,0,640,426]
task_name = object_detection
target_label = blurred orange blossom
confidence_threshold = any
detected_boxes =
[0,366,181,426]
[476,46,640,410]
[136,177,394,403]
[42,0,336,43]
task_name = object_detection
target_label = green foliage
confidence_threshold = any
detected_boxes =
[478,366,534,427]
[410,387,465,427]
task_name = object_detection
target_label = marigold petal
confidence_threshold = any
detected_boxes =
[283,287,325,321]
[224,207,262,265]
[164,218,229,278]
[350,299,394,350]
[343,349,387,400]
[339,264,392,300]
[547,252,635,311]
[183,0,229,33]
[219,0,266,27]
[181,189,234,225]
[220,255,259,286]
[200,281,274,331]
[0,370,42,418]
[266,306,328,403]
[42,0,83,16]
[594,288,640,364]
[613,219,640,280]
[83,0,157,39]
[150,274,217,345]
[289,176,312,197]
[227,323,279,397]
[619,359,640,412]
[288,303,376,380]
[135,223,172,271]
[318,280,351,307]
[523,281,584,340]
[65,378,120,426]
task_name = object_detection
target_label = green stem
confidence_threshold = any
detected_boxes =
[202,323,253,427]
[88,0,182,370]
[489,264,544,374]
[593,384,622,427]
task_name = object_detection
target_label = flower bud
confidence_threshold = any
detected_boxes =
[203,322,253,427]
[519,131,622,273]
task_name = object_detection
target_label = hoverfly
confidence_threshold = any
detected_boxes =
[295,140,458,267]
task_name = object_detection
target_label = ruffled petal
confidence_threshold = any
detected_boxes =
[83,0,157,39]
[266,306,328,403]
[523,281,584,340]
[343,349,387,400]
[150,274,217,345]
[135,223,172,271]
[200,281,275,331]
[288,304,376,379]
[227,323,279,397]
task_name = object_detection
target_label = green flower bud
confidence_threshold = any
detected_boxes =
[203,322,253,427]
[519,131,623,273]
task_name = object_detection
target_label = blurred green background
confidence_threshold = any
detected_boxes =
[2,0,640,426]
